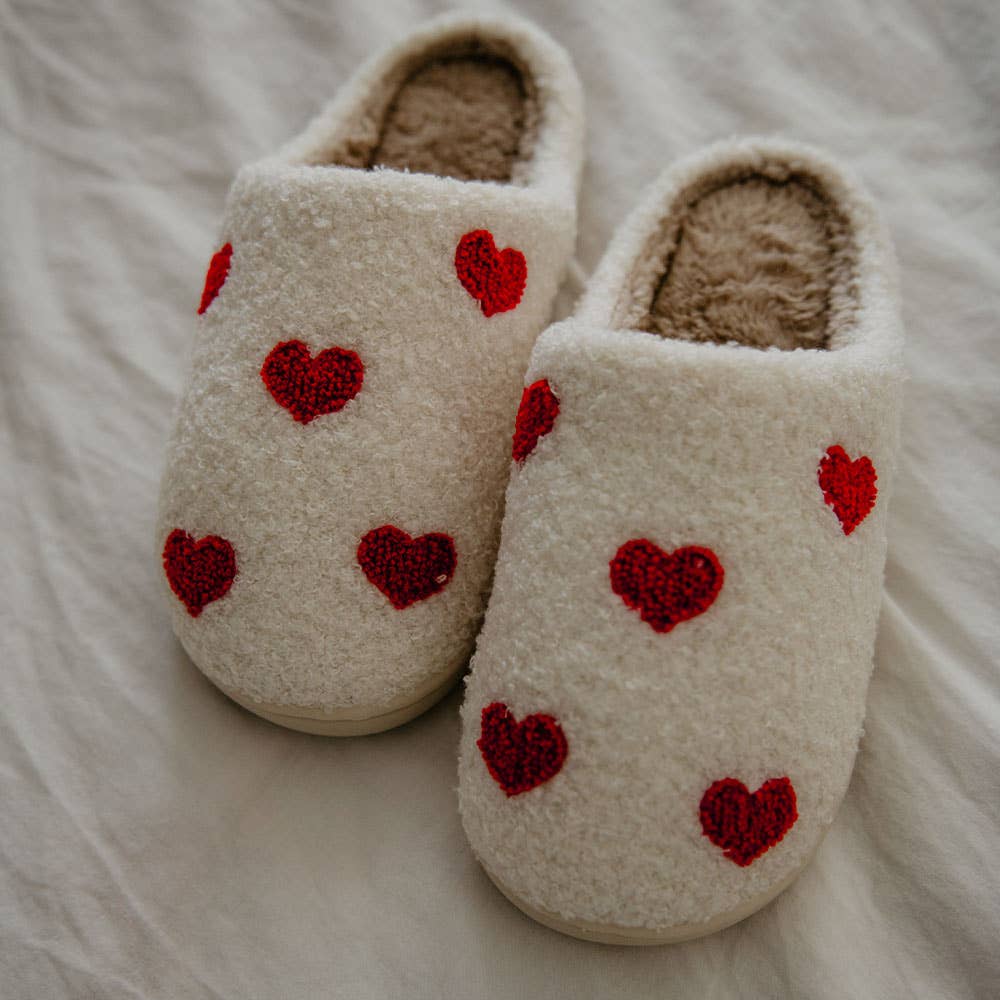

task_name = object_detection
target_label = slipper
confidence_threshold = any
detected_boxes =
[457,138,904,943]
[157,14,583,735]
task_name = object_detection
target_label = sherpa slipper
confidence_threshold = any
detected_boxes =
[457,139,904,943]
[157,14,583,735]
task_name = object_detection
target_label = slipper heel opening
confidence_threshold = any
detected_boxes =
[312,35,540,184]
[620,158,860,351]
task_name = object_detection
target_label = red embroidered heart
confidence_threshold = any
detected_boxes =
[357,525,456,610]
[197,242,232,315]
[455,229,527,317]
[610,540,724,633]
[512,379,559,462]
[478,702,568,797]
[699,777,798,867]
[818,445,877,535]
[163,529,237,617]
[260,340,364,424]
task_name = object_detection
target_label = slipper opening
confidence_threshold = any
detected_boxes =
[313,35,539,184]
[622,159,859,351]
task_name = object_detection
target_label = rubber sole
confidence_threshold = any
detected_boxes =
[215,665,463,736]
[482,857,810,946]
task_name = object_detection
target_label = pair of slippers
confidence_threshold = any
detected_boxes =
[158,14,904,945]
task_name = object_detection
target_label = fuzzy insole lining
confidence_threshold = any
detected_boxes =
[369,55,527,183]
[645,178,844,350]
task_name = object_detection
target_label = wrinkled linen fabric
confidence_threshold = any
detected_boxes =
[1,1,998,997]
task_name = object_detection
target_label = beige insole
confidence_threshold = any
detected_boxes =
[369,54,529,182]
[643,177,851,350]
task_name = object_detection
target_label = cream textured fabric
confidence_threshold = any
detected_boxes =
[156,13,583,717]
[458,139,905,934]
[7,1,1000,995]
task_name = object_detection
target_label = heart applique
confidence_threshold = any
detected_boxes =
[699,777,798,867]
[163,529,237,617]
[197,242,233,315]
[512,379,559,462]
[455,229,527,317]
[610,539,724,633]
[357,525,457,610]
[818,445,877,535]
[478,702,568,797]
[260,340,364,424]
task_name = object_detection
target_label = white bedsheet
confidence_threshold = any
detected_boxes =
[2,1,998,997]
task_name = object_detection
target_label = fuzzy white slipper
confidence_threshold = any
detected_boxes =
[156,14,583,735]
[457,138,904,943]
